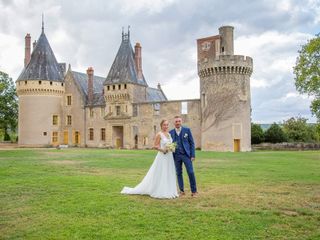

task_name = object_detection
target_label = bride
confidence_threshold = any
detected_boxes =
[121,119,178,199]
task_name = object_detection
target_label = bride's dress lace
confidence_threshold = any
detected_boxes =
[121,132,178,199]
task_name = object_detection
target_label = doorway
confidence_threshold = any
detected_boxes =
[234,139,240,152]
[113,126,123,149]
[63,131,68,145]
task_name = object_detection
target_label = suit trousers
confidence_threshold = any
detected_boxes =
[174,153,197,193]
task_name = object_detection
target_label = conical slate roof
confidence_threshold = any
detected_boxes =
[104,31,147,86]
[17,29,63,82]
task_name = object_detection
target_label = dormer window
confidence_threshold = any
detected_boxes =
[118,84,121,90]
[107,86,110,91]
[50,81,53,85]
[25,81,27,85]
[124,84,127,89]
[39,81,42,85]
[113,85,115,90]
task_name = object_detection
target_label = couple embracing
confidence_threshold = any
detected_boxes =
[121,116,198,199]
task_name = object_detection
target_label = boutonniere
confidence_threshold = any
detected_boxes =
[184,133,188,138]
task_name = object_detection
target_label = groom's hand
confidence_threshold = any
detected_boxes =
[191,157,195,161]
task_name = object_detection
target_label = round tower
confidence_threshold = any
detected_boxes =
[16,24,65,146]
[197,26,253,151]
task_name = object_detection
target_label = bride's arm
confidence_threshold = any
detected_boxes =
[153,133,166,153]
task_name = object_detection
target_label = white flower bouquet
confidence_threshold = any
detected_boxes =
[166,142,177,152]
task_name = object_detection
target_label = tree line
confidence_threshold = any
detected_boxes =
[251,118,320,144]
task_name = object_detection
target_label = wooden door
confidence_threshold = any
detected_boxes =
[63,131,68,145]
[234,139,240,152]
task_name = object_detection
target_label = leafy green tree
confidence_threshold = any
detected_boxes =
[264,123,287,143]
[282,117,313,142]
[0,71,18,141]
[251,123,264,144]
[294,34,320,121]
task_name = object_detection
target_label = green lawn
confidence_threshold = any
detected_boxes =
[0,149,319,239]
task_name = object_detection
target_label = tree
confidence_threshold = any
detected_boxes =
[251,123,264,144]
[294,34,320,121]
[0,71,18,141]
[283,117,313,142]
[264,123,287,143]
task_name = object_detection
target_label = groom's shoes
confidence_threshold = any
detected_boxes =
[179,191,185,196]
[191,192,198,197]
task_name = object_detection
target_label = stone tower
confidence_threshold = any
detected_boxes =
[16,22,65,146]
[197,26,253,151]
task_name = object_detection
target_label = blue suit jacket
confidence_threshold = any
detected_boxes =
[169,126,195,159]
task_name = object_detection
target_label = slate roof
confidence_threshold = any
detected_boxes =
[71,71,105,106]
[104,32,148,86]
[146,87,167,102]
[17,29,64,82]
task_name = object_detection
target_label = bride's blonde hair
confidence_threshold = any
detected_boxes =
[160,119,168,128]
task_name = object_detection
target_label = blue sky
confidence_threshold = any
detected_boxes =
[0,0,319,123]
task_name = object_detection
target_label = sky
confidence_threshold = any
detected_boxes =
[0,0,319,123]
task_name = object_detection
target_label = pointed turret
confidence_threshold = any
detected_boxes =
[17,20,63,82]
[104,27,147,86]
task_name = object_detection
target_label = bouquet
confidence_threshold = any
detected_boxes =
[166,142,177,152]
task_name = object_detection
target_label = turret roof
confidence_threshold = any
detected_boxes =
[104,30,147,86]
[17,27,64,82]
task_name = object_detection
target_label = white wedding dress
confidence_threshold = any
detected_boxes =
[121,132,178,199]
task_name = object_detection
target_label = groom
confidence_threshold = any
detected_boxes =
[170,116,198,197]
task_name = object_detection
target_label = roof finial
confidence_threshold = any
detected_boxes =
[122,26,124,40]
[128,25,130,39]
[42,13,44,33]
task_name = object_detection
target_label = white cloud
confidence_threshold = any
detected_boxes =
[0,0,318,123]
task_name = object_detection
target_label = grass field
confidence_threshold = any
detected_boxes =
[0,149,319,239]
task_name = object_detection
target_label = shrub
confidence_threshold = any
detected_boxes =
[264,123,287,143]
[251,123,264,144]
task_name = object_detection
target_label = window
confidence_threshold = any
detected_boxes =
[43,132,47,136]
[202,93,206,108]
[90,109,94,118]
[89,128,94,140]
[50,81,53,86]
[153,125,157,135]
[52,115,58,125]
[101,107,105,117]
[101,128,106,141]
[67,115,72,125]
[143,137,148,146]
[39,81,42,85]
[222,46,225,53]
[125,105,128,113]
[113,85,115,90]
[116,106,121,116]
[25,81,27,85]
[133,105,138,117]
[153,103,160,115]
[181,102,188,114]
[107,86,110,91]
[52,132,58,143]
[74,131,80,144]
[67,95,72,105]
[118,84,121,90]
[124,84,127,89]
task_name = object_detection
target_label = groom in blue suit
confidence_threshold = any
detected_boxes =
[170,116,198,196]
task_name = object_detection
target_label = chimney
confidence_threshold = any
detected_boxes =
[33,40,37,51]
[157,83,161,90]
[134,42,143,80]
[87,67,94,105]
[24,33,31,67]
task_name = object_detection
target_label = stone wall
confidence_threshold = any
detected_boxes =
[252,142,320,151]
